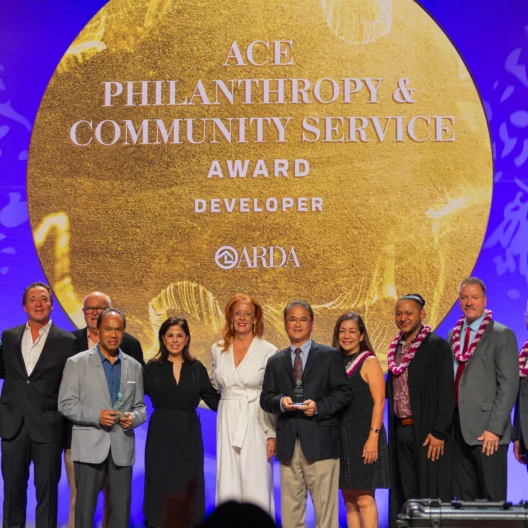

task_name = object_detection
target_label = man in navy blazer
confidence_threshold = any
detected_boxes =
[260,300,352,528]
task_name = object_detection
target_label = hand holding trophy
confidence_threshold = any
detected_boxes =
[113,386,133,429]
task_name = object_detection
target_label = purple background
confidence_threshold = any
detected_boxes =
[1,0,528,526]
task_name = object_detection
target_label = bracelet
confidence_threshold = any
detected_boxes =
[370,427,380,434]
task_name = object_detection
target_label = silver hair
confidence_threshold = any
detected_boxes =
[458,277,486,296]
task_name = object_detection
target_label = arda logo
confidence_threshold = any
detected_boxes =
[215,246,239,270]
[215,246,301,269]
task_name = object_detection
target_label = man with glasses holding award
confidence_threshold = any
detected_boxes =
[260,300,352,528]
[65,291,144,528]
[59,308,146,528]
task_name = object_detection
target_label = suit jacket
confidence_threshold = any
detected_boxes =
[260,341,352,462]
[0,323,79,442]
[64,327,144,449]
[72,327,144,365]
[58,346,146,466]
[448,320,518,445]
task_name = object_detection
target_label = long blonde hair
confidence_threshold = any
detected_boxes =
[220,293,265,352]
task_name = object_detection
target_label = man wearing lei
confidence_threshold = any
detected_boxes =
[387,294,454,526]
[449,277,518,501]
[512,300,528,468]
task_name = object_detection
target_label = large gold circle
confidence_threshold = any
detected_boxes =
[28,0,492,366]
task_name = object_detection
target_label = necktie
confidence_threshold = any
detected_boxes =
[294,347,303,385]
[455,326,471,406]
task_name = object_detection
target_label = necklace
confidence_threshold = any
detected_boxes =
[344,350,373,377]
[452,310,492,363]
[387,325,431,376]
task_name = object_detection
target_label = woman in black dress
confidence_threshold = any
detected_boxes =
[144,316,220,528]
[333,312,390,528]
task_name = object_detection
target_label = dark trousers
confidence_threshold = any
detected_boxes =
[74,452,132,528]
[395,423,419,501]
[1,422,62,528]
[453,410,507,501]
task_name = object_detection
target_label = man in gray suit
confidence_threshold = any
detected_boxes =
[58,308,146,528]
[449,277,518,501]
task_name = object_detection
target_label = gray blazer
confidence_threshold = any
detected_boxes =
[58,347,146,466]
[448,320,518,445]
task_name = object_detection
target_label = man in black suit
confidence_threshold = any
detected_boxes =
[65,291,144,528]
[0,281,79,528]
[513,300,528,468]
[260,300,351,528]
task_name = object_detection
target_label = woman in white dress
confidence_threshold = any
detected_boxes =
[212,293,278,515]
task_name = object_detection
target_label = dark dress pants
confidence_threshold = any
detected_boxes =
[453,409,507,501]
[74,451,132,528]
[1,422,62,528]
[395,422,419,501]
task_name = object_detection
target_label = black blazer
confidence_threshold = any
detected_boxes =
[513,376,527,452]
[260,341,352,462]
[0,323,79,442]
[71,327,144,365]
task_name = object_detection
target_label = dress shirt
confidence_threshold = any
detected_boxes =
[97,346,122,407]
[280,339,312,412]
[87,330,98,350]
[289,339,312,370]
[21,319,52,376]
[453,311,487,377]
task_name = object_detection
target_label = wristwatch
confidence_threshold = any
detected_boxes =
[370,427,380,434]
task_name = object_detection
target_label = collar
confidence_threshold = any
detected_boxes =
[290,339,312,355]
[463,312,486,332]
[24,319,52,337]
[96,345,122,364]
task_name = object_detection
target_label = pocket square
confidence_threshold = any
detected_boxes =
[126,381,136,384]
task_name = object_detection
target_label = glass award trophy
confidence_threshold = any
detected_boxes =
[292,379,306,408]
[112,380,126,422]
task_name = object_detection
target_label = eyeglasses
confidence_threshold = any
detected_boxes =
[286,317,311,325]
[83,307,106,314]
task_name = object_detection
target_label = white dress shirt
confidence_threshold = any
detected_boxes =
[21,319,52,376]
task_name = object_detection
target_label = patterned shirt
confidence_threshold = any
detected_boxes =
[393,340,412,418]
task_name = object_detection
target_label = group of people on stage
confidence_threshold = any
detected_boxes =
[0,276,527,528]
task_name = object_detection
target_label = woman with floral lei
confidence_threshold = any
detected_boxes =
[387,294,454,527]
[333,312,389,528]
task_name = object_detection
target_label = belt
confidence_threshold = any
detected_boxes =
[397,416,413,426]
[221,388,260,449]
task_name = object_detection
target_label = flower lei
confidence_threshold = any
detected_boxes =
[387,325,432,376]
[519,339,528,378]
[452,309,493,363]
[345,351,373,378]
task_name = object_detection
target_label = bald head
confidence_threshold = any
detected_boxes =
[83,291,112,331]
